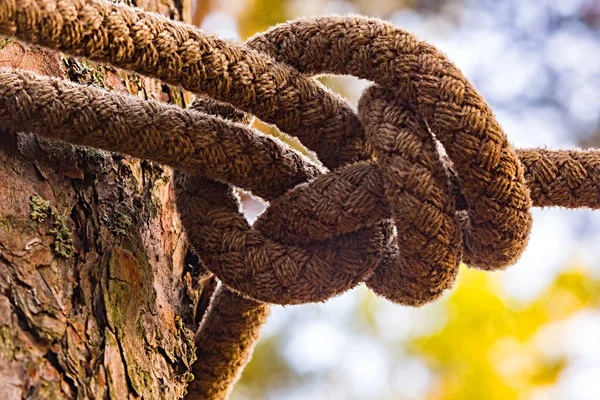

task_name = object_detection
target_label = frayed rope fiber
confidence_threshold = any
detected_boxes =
[0,0,599,398]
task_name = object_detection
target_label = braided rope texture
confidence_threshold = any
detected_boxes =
[189,285,268,400]
[178,98,271,399]
[1,0,600,399]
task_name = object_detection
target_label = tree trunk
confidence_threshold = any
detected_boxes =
[0,0,202,398]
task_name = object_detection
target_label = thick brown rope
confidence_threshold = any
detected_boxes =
[0,0,368,170]
[0,69,321,200]
[1,1,600,399]
[248,18,535,272]
[179,97,271,400]
[189,285,268,400]
[10,68,598,305]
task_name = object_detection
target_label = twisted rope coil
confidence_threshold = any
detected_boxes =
[1,0,600,398]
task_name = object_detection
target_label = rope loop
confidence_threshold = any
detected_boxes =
[5,1,600,307]
[178,16,533,306]
[175,96,391,305]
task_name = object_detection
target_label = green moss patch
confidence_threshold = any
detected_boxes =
[30,193,74,258]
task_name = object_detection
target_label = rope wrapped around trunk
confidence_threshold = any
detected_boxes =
[0,0,599,398]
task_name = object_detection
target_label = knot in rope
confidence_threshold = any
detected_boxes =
[175,16,533,306]
[4,0,597,307]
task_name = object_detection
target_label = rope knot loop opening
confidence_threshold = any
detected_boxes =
[176,15,533,307]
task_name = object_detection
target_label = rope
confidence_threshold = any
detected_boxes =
[189,285,268,400]
[0,0,367,169]
[0,69,321,200]
[176,97,269,399]
[0,1,599,398]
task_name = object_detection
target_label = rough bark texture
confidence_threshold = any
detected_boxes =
[0,0,201,398]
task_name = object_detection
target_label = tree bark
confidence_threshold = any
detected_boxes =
[0,0,202,398]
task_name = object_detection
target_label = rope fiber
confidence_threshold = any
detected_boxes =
[0,0,599,398]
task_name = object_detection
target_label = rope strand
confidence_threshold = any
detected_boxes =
[187,285,269,400]
[0,0,368,169]
[0,69,320,200]
[176,96,273,400]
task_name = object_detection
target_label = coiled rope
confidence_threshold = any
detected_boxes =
[0,0,599,398]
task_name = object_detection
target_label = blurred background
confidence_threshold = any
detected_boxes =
[193,1,600,399]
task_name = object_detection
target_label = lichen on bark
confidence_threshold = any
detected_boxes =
[30,193,75,258]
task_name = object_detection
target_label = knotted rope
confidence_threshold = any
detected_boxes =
[0,0,599,398]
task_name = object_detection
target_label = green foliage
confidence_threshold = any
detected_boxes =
[234,334,301,397]
[235,265,599,399]
[407,266,600,400]
[238,0,287,39]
